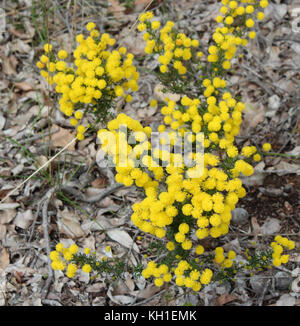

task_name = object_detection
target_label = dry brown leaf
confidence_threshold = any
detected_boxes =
[2,56,17,75]
[99,197,116,208]
[0,189,13,200]
[91,177,109,189]
[0,208,17,224]
[0,248,9,269]
[58,217,85,239]
[216,293,238,306]
[44,124,75,150]
[108,0,125,19]
[57,208,85,238]
[14,81,33,92]
[137,285,161,299]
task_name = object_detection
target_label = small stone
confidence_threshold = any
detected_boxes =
[249,275,266,294]
[231,208,249,225]
[275,272,293,291]
[276,294,296,306]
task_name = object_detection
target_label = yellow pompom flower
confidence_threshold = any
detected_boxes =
[69,244,79,254]
[195,245,204,255]
[55,243,64,252]
[262,143,272,152]
[84,248,91,255]
[246,19,255,28]
[66,263,77,278]
[49,250,60,261]
[86,22,96,31]
[166,241,175,251]
[82,264,92,273]
[44,43,53,53]
[58,50,68,59]
[151,21,161,30]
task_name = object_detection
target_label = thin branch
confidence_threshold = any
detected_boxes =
[18,128,60,145]
[60,183,123,203]
[41,188,55,299]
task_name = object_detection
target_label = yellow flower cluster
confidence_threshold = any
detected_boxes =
[214,247,237,268]
[94,2,273,290]
[142,260,213,291]
[217,0,268,40]
[37,23,139,140]
[49,243,92,278]
[271,236,295,267]
[138,13,199,77]
[137,0,269,85]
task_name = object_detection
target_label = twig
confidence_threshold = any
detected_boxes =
[257,278,271,306]
[60,183,123,203]
[41,188,55,299]
[0,137,77,204]
[18,128,60,145]
[130,289,166,306]
[28,201,42,242]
